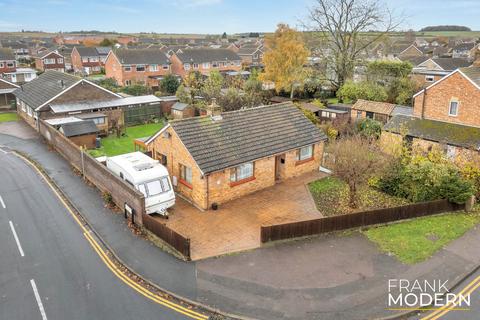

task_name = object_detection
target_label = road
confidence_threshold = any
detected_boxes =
[407,269,480,320]
[0,149,202,320]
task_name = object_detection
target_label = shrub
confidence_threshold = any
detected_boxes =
[356,118,382,139]
[337,80,388,103]
[379,153,475,204]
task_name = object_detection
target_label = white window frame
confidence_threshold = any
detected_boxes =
[180,164,192,184]
[123,65,131,72]
[162,64,169,70]
[425,75,435,82]
[136,64,145,72]
[149,64,158,72]
[230,162,254,183]
[202,62,210,69]
[449,100,459,116]
[125,80,132,86]
[44,58,55,64]
[184,63,190,70]
[57,58,64,64]
[297,145,313,161]
[193,63,199,69]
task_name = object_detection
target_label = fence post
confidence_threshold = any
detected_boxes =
[465,196,476,212]
[80,146,85,179]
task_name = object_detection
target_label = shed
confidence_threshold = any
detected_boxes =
[171,102,195,119]
[59,120,98,149]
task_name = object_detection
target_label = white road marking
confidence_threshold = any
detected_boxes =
[0,195,5,209]
[9,221,24,257]
[30,279,48,320]
[0,148,7,154]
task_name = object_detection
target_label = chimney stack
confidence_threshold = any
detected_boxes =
[206,98,222,117]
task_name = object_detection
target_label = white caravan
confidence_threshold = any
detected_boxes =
[106,152,175,217]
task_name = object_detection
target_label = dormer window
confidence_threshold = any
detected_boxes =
[449,100,458,116]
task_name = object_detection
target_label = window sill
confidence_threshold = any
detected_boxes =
[295,157,314,166]
[179,178,193,189]
[230,176,255,187]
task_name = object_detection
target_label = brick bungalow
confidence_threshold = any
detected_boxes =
[144,102,327,210]
[381,66,480,163]
[104,49,171,88]
[34,50,66,73]
[13,70,162,133]
[170,48,242,77]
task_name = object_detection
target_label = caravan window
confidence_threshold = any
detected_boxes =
[146,180,163,196]
[138,184,147,197]
[160,177,171,192]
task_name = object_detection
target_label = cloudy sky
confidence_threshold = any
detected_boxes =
[0,0,478,34]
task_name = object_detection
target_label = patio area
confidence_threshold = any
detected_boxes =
[158,171,327,260]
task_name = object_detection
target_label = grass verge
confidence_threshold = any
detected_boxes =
[362,208,480,264]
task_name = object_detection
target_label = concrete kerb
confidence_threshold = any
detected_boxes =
[12,149,253,320]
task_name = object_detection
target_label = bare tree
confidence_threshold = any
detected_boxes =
[328,135,389,208]
[305,0,403,90]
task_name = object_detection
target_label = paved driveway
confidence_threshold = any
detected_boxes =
[162,171,327,260]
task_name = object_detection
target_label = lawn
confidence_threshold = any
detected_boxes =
[363,208,480,264]
[88,121,165,157]
[0,113,18,122]
[326,98,352,105]
[308,177,410,216]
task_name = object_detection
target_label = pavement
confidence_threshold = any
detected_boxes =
[2,120,480,320]
[0,146,192,320]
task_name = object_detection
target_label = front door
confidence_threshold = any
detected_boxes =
[275,154,285,182]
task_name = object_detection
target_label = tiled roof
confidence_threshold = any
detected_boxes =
[176,48,240,64]
[60,120,98,137]
[0,48,15,60]
[432,58,471,71]
[114,49,170,65]
[352,99,397,116]
[165,102,327,174]
[459,66,480,87]
[237,45,262,55]
[13,70,80,110]
[75,46,104,57]
[384,115,480,150]
[453,42,475,51]
[399,55,429,66]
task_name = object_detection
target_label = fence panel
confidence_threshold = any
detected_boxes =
[261,200,465,243]
[142,214,191,259]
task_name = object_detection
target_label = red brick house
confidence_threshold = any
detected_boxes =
[382,66,480,163]
[144,102,327,210]
[411,58,472,87]
[71,46,110,75]
[170,48,242,77]
[34,50,66,73]
[0,48,16,74]
[105,49,171,88]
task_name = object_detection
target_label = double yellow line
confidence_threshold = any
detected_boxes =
[421,274,480,320]
[16,153,209,320]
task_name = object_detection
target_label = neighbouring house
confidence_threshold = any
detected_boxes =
[13,70,162,131]
[104,49,171,88]
[0,48,17,74]
[351,99,413,124]
[237,44,264,66]
[2,67,37,84]
[411,58,472,87]
[381,66,480,163]
[170,48,242,77]
[391,43,424,60]
[34,50,66,72]
[59,120,98,149]
[452,42,476,59]
[144,102,327,210]
[71,46,110,75]
[170,102,195,119]
[0,78,19,107]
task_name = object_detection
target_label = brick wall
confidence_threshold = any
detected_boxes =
[38,119,146,225]
[413,71,480,127]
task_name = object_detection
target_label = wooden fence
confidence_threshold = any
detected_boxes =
[142,214,191,259]
[261,199,465,243]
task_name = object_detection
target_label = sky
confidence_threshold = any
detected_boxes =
[0,0,479,34]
